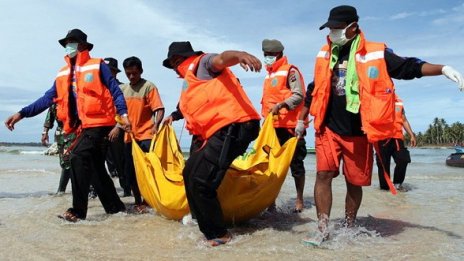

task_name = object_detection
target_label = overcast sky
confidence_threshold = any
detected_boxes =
[1,0,464,147]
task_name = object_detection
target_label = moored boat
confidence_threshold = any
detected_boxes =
[446,152,464,168]
[454,146,464,153]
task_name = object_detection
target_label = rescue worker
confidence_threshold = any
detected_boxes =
[162,41,261,246]
[41,104,76,195]
[260,39,308,213]
[375,96,416,192]
[302,5,464,246]
[121,56,165,213]
[5,28,131,222]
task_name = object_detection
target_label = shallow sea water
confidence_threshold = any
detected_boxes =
[0,146,462,260]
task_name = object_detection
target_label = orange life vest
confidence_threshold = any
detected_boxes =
[310,31,396,142]
[54,50,116,133]
[261,56,306,128]
[393,96,404,139]
[179,54,260,140]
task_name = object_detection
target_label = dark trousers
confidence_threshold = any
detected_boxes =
[107,131,130,194]
[69,127,126,219]
[375,138,411,190]
[124,139,151,205]
[183,120,259,240]
[57,168,71,193]
[275,128,307,177]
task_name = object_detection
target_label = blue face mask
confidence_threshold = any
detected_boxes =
[65,43,79,58]
[263,56,277,66]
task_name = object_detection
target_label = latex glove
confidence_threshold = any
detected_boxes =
[295,120,305,138]
[442,65,464,91]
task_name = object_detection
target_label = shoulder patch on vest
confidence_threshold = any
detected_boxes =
[84,73,94,82]
[367,66,379,79]
[289,71,297,82]
[271,78,278,87]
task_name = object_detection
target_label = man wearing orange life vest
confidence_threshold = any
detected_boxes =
[4,29,131,222]
[162,41,261,247]
[375,96,416,192]
[302,5,464,246]
[260,39,308,213]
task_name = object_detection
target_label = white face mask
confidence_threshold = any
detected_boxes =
[329,22,355,46]
[263,56,277,66]
[65,43,79,58]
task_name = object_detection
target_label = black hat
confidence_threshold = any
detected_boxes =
[58,29,94,51]
[162,41,203,69]
[262,39,284,53]
[319,5,359,30]
[104,57,121,73]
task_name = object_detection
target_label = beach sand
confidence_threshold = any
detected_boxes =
[0,146,463,260]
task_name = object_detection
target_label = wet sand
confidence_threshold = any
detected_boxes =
[0,148,463,260]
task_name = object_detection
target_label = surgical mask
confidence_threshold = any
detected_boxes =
[65,43,79,58]
[329,22,355,46]
[263,56,277,66]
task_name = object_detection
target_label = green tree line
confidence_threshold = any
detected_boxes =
[404,117,464,146]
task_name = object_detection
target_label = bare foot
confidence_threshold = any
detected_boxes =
[294,199,304,213]
[208,232,232,247]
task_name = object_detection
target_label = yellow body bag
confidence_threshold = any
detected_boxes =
[130,115,297,222]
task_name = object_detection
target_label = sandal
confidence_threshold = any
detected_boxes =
[58,210,80,223]
[302,230,329,247]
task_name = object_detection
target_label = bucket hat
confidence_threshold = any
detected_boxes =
[162,41,203,69]
[104,57,121,73]
[58,29,94,50]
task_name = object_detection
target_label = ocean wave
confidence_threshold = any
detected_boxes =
[20,150,45,155]
[4,168,54,174]
[0,146,46,155]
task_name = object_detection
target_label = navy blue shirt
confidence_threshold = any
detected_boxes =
[19,62,127,118]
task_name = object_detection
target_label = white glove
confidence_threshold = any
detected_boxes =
[295,120,305,137]
[442,65,464,91]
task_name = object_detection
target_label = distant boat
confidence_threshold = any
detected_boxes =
[454,146,464,153]
[307,147,316,154]
[446,152,464,168]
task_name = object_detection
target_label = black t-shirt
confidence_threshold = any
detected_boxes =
[310,40,425,136]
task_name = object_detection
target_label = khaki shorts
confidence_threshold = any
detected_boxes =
[315,126,373,186]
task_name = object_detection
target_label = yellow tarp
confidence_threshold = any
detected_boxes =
[131,124,189,220]
[218,115,297,223]
[131,115,297,222]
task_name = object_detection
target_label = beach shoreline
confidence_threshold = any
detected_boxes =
[0,146,463,260]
